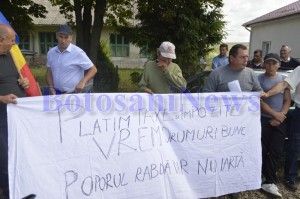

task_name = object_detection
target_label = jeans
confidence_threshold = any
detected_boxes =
[284,106,300,182]
[261,116,286,183]
[0,104,8,196]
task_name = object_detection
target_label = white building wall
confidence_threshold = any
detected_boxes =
[102,27,148,68]
[248,16,300,59]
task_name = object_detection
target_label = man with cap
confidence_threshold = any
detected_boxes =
[258,53,291,197]
[46,24,97,94]
[262,57,300,192]
[138,41,186,93]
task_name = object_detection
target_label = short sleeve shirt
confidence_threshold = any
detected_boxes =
[47,43,93,92]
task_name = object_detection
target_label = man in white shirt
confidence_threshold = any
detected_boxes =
[46,25,97,94]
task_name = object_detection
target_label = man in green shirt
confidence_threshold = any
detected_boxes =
[138,41,186,94]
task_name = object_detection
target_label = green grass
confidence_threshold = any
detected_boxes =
[118,68,143,92]
[30,66,143,92]
[30,66,47,87]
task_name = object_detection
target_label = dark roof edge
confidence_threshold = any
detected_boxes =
[243,12,300,27]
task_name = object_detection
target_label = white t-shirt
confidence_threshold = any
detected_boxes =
[285,66,300,107]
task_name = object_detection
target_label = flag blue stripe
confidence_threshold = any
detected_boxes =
[0,11,20,44]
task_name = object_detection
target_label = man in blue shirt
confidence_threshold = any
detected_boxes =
[211,43,229,69]
[46,25,97,94]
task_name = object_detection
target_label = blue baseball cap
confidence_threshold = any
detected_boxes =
[57,25,72,35]
[264,53,280,63]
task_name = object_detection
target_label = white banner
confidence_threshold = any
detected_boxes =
[8,92,262,199]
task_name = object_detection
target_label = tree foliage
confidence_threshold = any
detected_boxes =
[0,0,47,39]
[119,0,227,78]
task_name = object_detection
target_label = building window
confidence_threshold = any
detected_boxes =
[19,34,30,50]
[110,34,129,57]
[39,32,57,54]
[262,41,271,55]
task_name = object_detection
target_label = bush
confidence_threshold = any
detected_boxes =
[130,71,142,84]
[93,44,119,92]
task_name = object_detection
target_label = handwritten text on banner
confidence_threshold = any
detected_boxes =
[7,92,262,199]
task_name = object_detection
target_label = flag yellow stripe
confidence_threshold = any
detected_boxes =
[10,45,26,71]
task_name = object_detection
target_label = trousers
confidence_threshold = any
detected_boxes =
[284,107,300,181]
[0,104,8,197]
[261,116,287,183]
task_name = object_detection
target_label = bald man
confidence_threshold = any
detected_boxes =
[0,23,29,197]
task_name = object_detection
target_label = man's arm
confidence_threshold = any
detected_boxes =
[211,57,216,69]
[260,100,286,123]
[164,65,187,91]
[46,68,56,95]
[203,72,218,92]
[75,65,97,92]
[262,81,289,98]
[0,94,17,104]
[280,88,292,114]
[138,66,153,94]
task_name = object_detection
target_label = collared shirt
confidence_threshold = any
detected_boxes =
[47,43,93,92]
[211,55,229,69]
[280,57,300,70]
[246,60,263,69]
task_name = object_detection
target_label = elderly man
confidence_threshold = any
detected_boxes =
[46,24,97,94]
[0,23,29,198]
[138,41,187,94]
[280,45,300,70]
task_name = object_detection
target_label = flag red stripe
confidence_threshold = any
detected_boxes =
[10,45,41,96]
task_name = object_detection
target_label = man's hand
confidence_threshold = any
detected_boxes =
[49,87,56,95]
[144,88,154,94]
[272,111,286,123]
[269,119,281,127]
[75,80,86,93]
[0,94,17,104]
[260,91,269,99]
[157,59,169,72]
[18,77,29,89]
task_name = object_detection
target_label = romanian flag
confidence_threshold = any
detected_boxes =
[0,12,41,96]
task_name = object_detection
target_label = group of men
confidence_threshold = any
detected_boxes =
[203,43,300,197]
[1,21,300,198]
[212,43,300,71]
[139,42,300,198]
